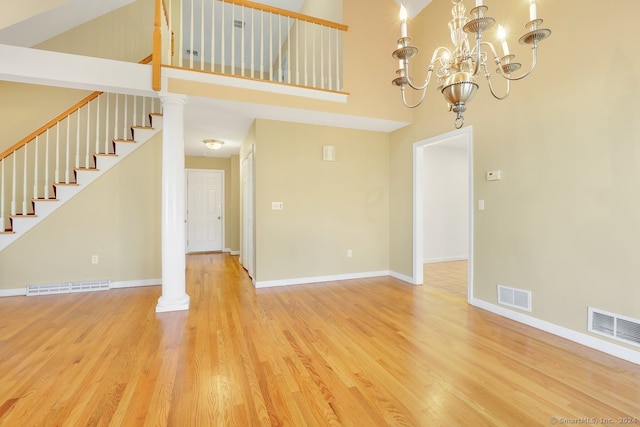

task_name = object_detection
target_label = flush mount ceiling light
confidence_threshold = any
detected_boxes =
[392,0,551,128]
[203,139,224,150]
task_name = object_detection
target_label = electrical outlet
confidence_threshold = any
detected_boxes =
[347,249,353,258]
[91,255,99,264]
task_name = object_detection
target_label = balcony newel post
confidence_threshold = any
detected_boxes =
[156,93,190,314]
[152,0,162,91]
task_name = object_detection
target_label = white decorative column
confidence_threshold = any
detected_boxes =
[156,93,190,313]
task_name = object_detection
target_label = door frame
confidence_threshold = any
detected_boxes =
[413,126,474,303]
[185,168,225,254]
[241,145,255,281]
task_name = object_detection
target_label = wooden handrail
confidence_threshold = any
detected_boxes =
[223,0,348,32]
[0,55,154,161]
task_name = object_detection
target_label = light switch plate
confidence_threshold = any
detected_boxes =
[486,170,502,181]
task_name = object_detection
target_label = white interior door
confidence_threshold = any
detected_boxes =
[241,147,255,279]
[186,169,223,253]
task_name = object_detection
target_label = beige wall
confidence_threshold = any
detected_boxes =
[389,0,640,350]
[35,0,153,62]
[185,155,240,252]
[0,133,162,290]
[252,119,389,282]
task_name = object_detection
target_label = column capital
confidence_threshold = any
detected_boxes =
[158,92,187,108]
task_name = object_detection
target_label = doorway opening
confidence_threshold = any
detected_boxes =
[412,127,473,303]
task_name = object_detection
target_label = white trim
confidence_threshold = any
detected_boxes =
[0,288,26,297]
[413,127,474,303]
[110,279,161,289]
[163,66,348,103]
[0,44,155,97]
[225,249,240,256]
[471,298,640,366]
[424,256,469,264]
[255,270,390,288]
[389,270,416,285]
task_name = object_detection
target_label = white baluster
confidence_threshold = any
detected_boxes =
[55,123,60,185]
[189,0,194,69]
[179,0,183,66]
[241,5,245,77]
[33,136,39,200]
[231,4,235,75]
[287,16,291,84]
[95,95,101,153]
[65,116,70,184]
[200,0,204,71]
[105,93,110,154]
[85,103,91,168]
[278,14,282,81]
[22,143,28,214]
[312,24,316,88]
[328,27,333,90]
[336,29,341,91]
[44,129,50,199]
[114,94,119,141]
[133,95,138,127]
[259,11,263,79]
[250,8,254,78]
[123,94,128,139]
[11,153,16,216]
[75,109,81,169]
[221,1,225,72]
[304,21,308,87]
[269,13,273,80]
[296,19,299,85]
[211,0,215,72]
[320,25,325,89]
[142,96,147,127]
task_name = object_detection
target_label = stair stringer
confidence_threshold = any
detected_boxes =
[0,115,163,252]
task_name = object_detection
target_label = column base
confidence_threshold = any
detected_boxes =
[155,293,190,313]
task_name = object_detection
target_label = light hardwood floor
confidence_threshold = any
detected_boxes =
[0,254,638,426]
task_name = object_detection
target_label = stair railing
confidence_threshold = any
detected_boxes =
[157,0,348,92]
[0,90,161,233]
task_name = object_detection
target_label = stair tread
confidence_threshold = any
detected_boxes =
[53,182,79,186]
[132,126,154,130]
[32,198,59,202]
[74,167,99,171]
[94,153,118,157]
[10,214,37,218]
[113,139,136,143]
[0,230,15,235]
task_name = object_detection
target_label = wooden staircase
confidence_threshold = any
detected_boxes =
[0,93,162,252]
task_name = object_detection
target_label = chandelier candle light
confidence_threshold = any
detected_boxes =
[392,0,551,128]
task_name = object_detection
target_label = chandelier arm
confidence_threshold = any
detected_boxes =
[488,41,540,82]
[401,85,428,108]
[483,63,511,100]
[404,47,450,91]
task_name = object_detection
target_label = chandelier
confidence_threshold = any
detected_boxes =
[392,0,551,128]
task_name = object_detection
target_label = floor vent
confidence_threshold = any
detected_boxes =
[589,307,640,348]
[27,280,110,296]
[27,282,70,296]
[497,285,532,312]
[70,280,110,293]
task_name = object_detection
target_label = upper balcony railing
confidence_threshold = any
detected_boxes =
[153,0,348,93]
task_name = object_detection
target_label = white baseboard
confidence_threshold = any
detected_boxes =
[424,256,468,264]
[223,248,240,256]
[0,288,27,297]
[389,270,416,285]
[255,270,389,288]
[471,298,640,366]
[110,279,161,289]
